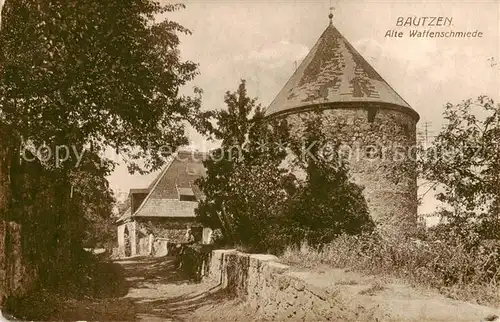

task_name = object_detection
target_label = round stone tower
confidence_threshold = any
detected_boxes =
[265,16,420,234]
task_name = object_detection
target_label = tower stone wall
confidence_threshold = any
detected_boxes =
[281,103,418,234]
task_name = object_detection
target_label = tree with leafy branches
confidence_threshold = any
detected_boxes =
[196,80,290,251]
[0,0,209,295]
[420,96,500,241]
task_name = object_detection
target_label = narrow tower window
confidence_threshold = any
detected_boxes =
[367,108,377,123]
[402,124,410,138]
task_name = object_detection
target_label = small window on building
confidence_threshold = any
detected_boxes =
[177,187,196,201]
[180,194,196,201]
[367,108,377,123]
[402,124,410,138]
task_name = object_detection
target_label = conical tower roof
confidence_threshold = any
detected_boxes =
[265,19,418,119]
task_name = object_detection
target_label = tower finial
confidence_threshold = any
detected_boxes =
[328,6,334,25]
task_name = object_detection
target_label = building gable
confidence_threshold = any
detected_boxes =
[132,151,208,219]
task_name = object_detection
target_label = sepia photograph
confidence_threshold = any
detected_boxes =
[0,0,499,321]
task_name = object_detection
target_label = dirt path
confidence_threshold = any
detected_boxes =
[4,255,256,321]
[116,256,255,321]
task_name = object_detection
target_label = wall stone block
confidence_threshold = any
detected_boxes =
[284,106,418,235]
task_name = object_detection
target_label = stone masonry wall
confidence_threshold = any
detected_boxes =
[204,249,356,321]
[0,220,36,304]
[284,105,418,235]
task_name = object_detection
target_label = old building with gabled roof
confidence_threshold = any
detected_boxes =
[266,13,420,234]
[116,150,209,257]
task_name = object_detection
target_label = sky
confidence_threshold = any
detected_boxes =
[2,0,499,216]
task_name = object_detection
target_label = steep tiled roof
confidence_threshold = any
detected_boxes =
[266,22,417,119]
[132,151,208,218]
[134,200,198,218]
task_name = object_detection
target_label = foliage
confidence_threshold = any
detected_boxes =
[197,81,373,252]
[280,95,500,307]
[9,150,116,287]
[420,96,500,240]
[73,153,116,248]
[0,0,208,173]
[195,80,290,251]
